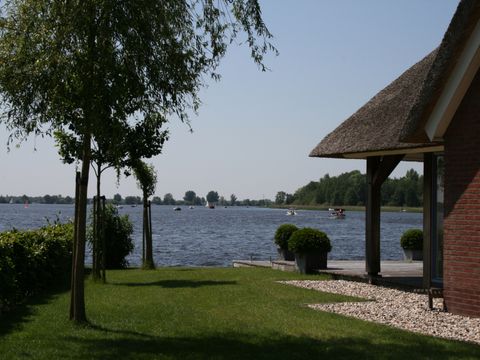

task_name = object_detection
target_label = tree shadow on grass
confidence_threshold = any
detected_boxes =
[0,283,70,337]
[57,327,480,360]
[112,280,237,288]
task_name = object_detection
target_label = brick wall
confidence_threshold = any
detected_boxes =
[444,70,480,317]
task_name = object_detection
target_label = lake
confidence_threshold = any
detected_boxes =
[0,204,422,267]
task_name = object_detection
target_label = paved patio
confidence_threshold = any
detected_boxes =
[233,259,424,289]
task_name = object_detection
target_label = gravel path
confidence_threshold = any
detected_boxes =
[281,280,480,345]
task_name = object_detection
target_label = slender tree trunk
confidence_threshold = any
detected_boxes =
[143,193,154,269]
[71,134,91,323]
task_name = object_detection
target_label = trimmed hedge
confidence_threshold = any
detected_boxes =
[400,229,423,250]
[288,228,332,254]
[274,224,299,250]
[0,223,73,314]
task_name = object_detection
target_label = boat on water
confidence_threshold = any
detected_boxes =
[286,208,297,216]
[173,207,182,211]
[189,206,195,209]
[329,208,346,219]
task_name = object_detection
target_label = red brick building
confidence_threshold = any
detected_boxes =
[310,0,480,316]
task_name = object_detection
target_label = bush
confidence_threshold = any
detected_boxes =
[0,223,73,314]
[400,229,423,250]
[288,228,332,254]
[274,224,298,250]
[88,204,134,269]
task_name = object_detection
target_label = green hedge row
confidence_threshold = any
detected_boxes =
[0,223,73,314]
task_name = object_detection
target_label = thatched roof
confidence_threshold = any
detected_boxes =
[309,50,441,160]
[400,0,480,142]
[310,0,479,160]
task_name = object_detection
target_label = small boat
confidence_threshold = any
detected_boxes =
[131,204,137,208]
[189,206,194,209]
[173,207,182,211]
[329,208,346,219]
[286,208,297,216]
[116,205,123,210]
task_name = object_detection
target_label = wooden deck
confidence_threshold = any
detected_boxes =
[233,259,423,289]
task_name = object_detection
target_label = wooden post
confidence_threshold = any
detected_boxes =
[366,157,381,277]
[92,195,97,279]
[70,171,80,320]
[101,196,106,283]
[365,155,404,278]
[423,153,433,288]
[148,200,152,254]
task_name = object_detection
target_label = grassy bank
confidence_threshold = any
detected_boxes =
[1,268,478,359]
[271,204,423,213]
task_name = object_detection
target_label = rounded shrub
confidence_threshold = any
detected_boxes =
[274,224,299,250]
[400,229,423,250]
[288,228,332,254]
[89,204,134,269]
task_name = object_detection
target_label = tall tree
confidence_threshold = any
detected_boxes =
[133,161,157,269]
[230,194,237,206]
[163,193,176,206]
[55,118,168,281]
[206,191,219,204]
[0,0,275,323]
[183,190,197,205]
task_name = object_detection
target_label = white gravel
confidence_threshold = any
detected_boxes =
[281,280,480,345]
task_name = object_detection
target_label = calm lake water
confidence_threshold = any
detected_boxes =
[0,204,422,267]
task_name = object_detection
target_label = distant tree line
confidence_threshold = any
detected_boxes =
[0,191,273,207]
[0,194,74,204]
[275,169,423,208]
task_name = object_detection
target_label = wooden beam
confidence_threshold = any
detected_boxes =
[373,154,404,187]
[365,155,404,277]
[423,153,433,288]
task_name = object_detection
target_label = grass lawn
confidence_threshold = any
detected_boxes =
[1,267,479,359]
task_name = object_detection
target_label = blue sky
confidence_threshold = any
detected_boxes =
[0,0,459,200]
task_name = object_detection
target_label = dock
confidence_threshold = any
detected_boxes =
[233,259,423,289]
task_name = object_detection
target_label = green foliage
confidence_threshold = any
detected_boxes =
[163,193,176,206]
[289,169,422,207]
[183,190,197,205]
[206,191,219,203]
[0,223,73,313]
[288,228,332,254]
[400,229,423,250]
[132,161,157,199]
[274,224,299,250]
[88,205,134,269]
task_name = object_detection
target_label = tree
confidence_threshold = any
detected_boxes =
[275,191,286,205]
[206,191,220,204]
[113,194,122,204]
[133,161,157,269]
[152,196,163,205]
[125,196,141,205]
[163,193,176,206]
[183,191,197,205]
[230,194,238,206]
[0,0,275,323]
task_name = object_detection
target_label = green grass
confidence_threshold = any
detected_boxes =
[1,268,478,359]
